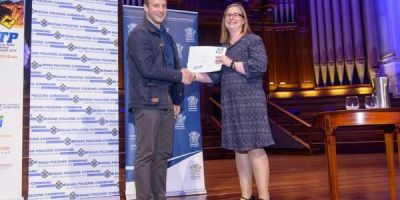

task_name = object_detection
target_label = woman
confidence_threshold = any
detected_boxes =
[194,3,274,200]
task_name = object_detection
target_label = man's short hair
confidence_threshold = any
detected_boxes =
[144,0,149,6]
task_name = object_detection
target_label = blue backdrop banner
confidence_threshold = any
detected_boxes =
[123,6,206,199]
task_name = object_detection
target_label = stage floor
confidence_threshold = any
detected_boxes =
[164,153,399,200]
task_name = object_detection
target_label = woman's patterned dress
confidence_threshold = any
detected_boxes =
[209,33,275,151]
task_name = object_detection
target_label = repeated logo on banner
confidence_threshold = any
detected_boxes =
[29,0,119,199]
[123,6,206,199]
[0,0,24,199]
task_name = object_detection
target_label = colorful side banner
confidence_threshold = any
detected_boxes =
[123,6,206,199]
[0,0,24,199]
[29,0,119,199]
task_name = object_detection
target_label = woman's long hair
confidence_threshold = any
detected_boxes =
[219,3,252,44]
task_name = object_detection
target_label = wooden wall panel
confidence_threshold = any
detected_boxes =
[297,0,315,89]
[264,29,276,91]
[298,30,315,89]
[274,27,299,89]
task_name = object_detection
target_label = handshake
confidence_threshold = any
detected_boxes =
[180,68,196,85]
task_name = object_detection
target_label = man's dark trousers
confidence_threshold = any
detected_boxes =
[133,108,174,200]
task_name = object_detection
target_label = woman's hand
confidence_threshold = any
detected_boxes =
[216,55,232,67]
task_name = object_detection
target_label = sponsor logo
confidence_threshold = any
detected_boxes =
[187,95,198,112]
[184,27,196,43]
[41,169,49,178]
[45,72,53,80]
[89,16,96,24]
[81,55,88,63]
[93,66,101,74]
[101,27,108,35]
[98,117,106,125]
[35,114,44,123]
[104,169,111,178]
[54,31,61,39]
[106,77,113,85]
[64,137,71,145]
[77,148,85,157]
[86,106,93,114]
[0,15,16,29]
[91,159,98,168]
[67,43,75,51]
[72,95,80,103]
[189,131,200,148]
[40,18,48,27]
[31,61,40,69]
[55,180,63,189]
[69,192,76,200]
[76,4,83,12]
[174,114,186,130]
[0,103,20,111]
[59,83,67,92]
[50,126,57,134]
[111,128,118,136]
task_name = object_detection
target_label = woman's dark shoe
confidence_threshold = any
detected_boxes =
[240,195,255,200]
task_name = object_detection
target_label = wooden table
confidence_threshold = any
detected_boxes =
[314,109,400,200]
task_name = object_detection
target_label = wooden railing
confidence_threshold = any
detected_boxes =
[267,101,312,128]
[208,97,222,129]
[208,96,312,129]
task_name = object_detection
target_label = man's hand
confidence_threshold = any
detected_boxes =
[173,105,180,119]
[181,68,195,85]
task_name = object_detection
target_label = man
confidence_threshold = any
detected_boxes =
[127,0,194,199]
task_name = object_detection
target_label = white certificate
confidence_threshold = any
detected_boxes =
[187,46,227,73]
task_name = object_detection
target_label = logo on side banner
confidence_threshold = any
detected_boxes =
[0,115,3,128]
[174,114,186,130]
[184,27,196,43]
[127,23,137,34]
[190,163,202,180]
[187,95,198,112]
[0,31,18,43]
[188,131,200,148]
[176,43,184,59]
[0,15,16,29]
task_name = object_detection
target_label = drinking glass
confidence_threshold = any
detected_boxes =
[345,96,359,110]
[365,95,378,109]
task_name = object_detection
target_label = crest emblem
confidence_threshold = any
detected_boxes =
[187,96,198,112]
[175,114,186,130]
[184,27,196,43]
[189,131,200,148]
[176,43,184,59]
[190,163,202,180]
